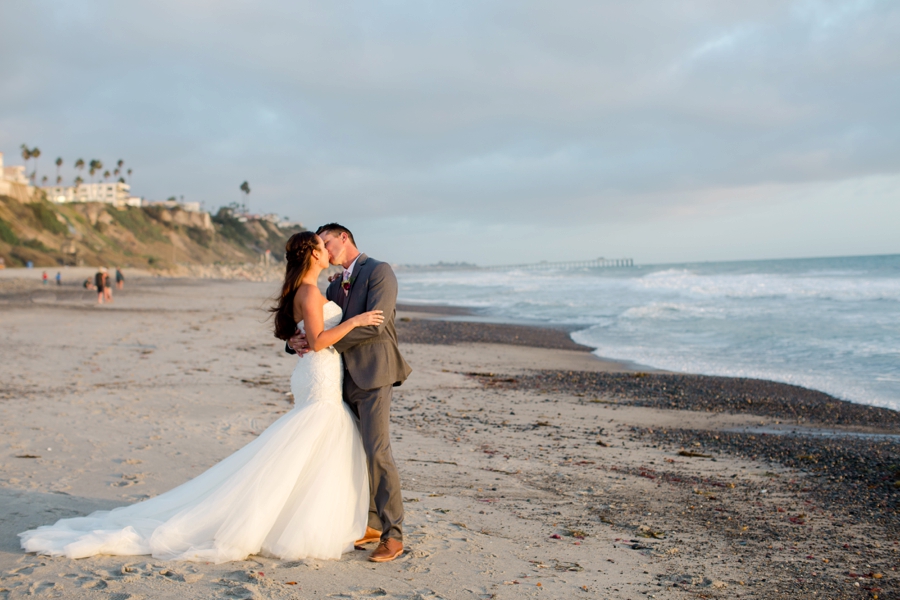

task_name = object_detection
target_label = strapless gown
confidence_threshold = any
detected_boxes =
[19,301,368,563]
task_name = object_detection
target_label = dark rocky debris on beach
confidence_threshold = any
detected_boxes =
[633,427,900,597]
[474,369,900,522]
[396,318,593,352]
[396,303,476,316]
[486,369,900,431]
[638,427,900,527]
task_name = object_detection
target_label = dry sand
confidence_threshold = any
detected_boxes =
[0,274,896,599]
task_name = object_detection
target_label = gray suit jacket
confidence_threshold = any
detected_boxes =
[326,254,412,390]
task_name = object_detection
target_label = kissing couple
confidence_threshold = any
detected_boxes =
[20,223,412,564]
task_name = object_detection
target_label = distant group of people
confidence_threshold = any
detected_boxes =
[41,271,62,286]
[78,267,124,303]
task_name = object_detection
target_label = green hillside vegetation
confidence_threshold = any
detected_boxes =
[0,194,304,269]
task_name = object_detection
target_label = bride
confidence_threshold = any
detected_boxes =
[19,231,384,563]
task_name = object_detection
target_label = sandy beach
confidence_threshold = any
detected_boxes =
[1,273,897,599]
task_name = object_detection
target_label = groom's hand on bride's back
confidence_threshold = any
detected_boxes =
[287,331,311,357]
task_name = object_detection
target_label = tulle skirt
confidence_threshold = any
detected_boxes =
[19,397,369,563]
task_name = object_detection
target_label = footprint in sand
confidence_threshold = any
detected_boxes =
[8,564,37,576]
[222,585,258,599]
[111,473,145,487]
[403,562,431,574]
[26,581,63,595]
[338,588,389,598]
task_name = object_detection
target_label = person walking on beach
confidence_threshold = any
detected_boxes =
[288,223,411,563]
[20,231,385,562]
[55,272,61,286]
[94,269,105,304]
[115,267,124,290]
[41,271,48,285]
[103,268,113,303]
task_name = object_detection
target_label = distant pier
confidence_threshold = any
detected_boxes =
[481,257,634,271]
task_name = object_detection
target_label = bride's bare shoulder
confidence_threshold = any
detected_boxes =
[295,285,326,306]
[292,284,326,320]
[299,283,325,297]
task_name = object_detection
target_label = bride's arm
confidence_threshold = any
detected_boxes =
[297,292,384,352]
[332,262,396,353]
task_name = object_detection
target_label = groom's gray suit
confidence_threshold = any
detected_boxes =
[327,254,411,542]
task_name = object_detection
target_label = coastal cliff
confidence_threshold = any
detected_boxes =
[0,194,303,270]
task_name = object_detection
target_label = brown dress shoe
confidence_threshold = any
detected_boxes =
[369,538,403,562]
[354,526,382,548]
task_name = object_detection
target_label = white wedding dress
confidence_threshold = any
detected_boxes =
[20,301,368,563]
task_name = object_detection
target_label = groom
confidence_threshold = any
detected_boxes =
[287,223,411,563]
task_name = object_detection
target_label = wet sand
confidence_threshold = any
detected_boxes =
[0,275,896,599]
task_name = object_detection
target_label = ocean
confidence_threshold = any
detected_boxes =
[396,254,900,410]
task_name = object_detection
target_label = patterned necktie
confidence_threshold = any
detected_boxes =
[340,269,352,311]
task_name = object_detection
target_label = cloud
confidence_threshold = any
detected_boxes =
[1,0,898,262]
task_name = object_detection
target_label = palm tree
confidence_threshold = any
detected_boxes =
[118,177,126,184]
[127,168,132,184]
[113,168,120,178]
[20,145,32,178]
[103,170,111,182]
[74,176,84,195]
[74,159,85,190]
[30,147,41,183]
[41,175,48,186]
[55,157,63,183]
[117,159,124,171]
[88,159,103,183]
[56,175,62,185]
[240,181,251,213]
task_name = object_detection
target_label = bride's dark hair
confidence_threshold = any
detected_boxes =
[271,231,322,341]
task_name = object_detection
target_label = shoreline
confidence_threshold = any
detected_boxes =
[397,302,664,373]
[396,309,900,437]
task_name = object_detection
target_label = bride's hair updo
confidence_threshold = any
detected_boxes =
[271,231,321,341]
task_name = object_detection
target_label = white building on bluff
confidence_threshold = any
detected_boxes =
[43,182,140,207]
[0,152,28,185]
[0,151,34,203]
[144,199,201,212]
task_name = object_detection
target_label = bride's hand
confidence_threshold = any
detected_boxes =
[350,310,384,328]
[288,331,310,356]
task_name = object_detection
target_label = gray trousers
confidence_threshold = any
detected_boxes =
[343,371,404,542]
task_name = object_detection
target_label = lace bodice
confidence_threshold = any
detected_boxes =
[297,300,344,334]
[291,301,344,406]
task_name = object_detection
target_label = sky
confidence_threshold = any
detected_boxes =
[1,0,898,265]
